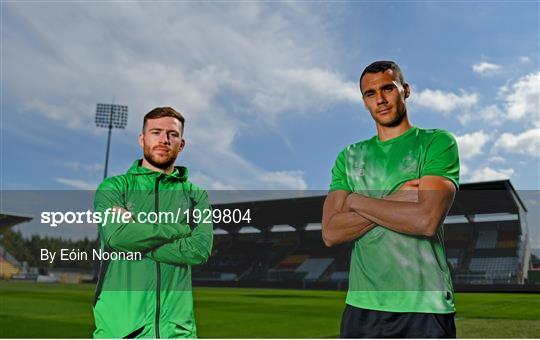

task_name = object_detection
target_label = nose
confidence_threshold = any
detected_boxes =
[375,91,387,105]
[158,132,170,144]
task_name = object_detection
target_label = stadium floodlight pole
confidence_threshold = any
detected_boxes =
[94,103,128,281]
[103,123,112,179]
[95,103,128,179]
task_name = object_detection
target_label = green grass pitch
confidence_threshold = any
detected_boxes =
[0,281,538,338]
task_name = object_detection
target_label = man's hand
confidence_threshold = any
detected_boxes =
[384,179,419,203]
[321,190,375,247]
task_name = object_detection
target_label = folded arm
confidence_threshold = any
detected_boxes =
[345,176,456,237]
[322,190,375,247]
[95,184,191,253]
[146,189,213,266]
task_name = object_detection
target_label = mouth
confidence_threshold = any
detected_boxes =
[153,147,170,153]
[377,107,392,115]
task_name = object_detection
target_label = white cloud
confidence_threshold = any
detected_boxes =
[504,72,540,122]
[498,85,510,95]
[5,3,348,190]
[54,177,98,190]
[460,162,469,176]
[257,170,307,190]
[488,156,506,164]
[480,105,506,123]
[457,115,471,126]
[56,161,103,173]
[468,167,514,182]
[189,172,238,190]
[454,131,490,159]
[459,105,506,126]
[410,89,478,113]
[22,99,93,130]
[280,68,359,104]
[457,71,540,126]
[493,128,540,157]
[519,56,531,64]
[252,68,360,116]
[190,169,307,190]
[472,61,502,75]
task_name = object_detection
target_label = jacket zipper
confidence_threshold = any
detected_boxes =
[155,175,162,339]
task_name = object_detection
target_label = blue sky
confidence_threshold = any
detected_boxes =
[1,2,539,244]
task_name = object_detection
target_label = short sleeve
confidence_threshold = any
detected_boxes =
[420,130,460,189]
[329,149,352,192]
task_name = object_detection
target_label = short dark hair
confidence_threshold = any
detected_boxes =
[143,107,185,133]
[359,60,405,94]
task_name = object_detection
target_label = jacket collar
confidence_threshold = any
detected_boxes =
[127,159,188,181]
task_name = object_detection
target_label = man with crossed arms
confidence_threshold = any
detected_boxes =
[322,61,459,338]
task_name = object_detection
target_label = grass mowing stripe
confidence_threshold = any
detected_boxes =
[0,282,539,338]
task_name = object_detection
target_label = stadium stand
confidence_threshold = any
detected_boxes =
[0,245,22,279]
[0,213,32,279]
[476,230,498,249]
[297,258,333,281]
[193,180,532,289]
[528,252,540,284]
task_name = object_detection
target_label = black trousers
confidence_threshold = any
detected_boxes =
[340,304,456,338]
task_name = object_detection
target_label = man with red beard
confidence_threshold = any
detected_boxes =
[93,107,213,338]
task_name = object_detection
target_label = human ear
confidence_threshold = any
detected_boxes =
[403,83,411,99]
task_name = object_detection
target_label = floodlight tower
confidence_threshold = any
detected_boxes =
[95,103,128,179]
[93,103,128,281]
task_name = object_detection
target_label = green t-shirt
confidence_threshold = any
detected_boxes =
[330,126,460,313]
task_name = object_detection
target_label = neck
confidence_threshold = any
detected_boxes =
[141,158,175,174]
[376,116,413,142]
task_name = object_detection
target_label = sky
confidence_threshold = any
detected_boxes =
[1,2,539,245]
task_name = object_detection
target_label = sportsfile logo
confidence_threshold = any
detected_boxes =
[40,207,252,227]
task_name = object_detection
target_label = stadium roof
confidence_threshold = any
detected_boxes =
[0,213,33,233]
[449,179,526,216]
[213,179,527,232]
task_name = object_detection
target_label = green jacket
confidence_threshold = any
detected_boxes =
[93,160,213,338]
